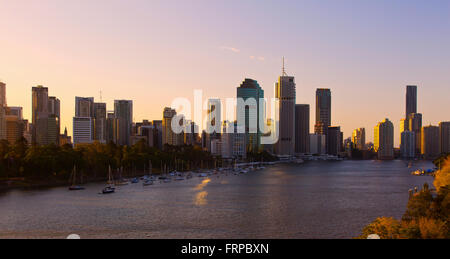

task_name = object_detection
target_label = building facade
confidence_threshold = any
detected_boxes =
[352,128,366,151]
[421,125,440,160]
[310,134,326,155]
[406,85,417,118]
[439,122,450,155]
[401,131,416,159]
[114,100,133,146]
[374,118,394,160]
[314,88,331,135]
[73,117,94,145]
[295,104,310,154]
[327,126,342,156]
[274,75,296,156]
[237,78,264,153]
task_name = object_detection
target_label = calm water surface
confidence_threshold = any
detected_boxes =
[0,160,434,239]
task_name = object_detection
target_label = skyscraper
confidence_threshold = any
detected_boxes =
[295,104,310,154]
[315,89,331,135]
[73,117,94,145]
[93,102,107,143]
[75,97,94,118]
[114,100,133,146]
[401,131,415,159]
[274,62,296,156]
[352,128,366,150]
[32,86,49,145]
[408,113,423,153]
[105,111,118,144]
[327,126,343,156]
[237,78,264,153]
[439,122,450,155]
[162,107,177,147]
[206,99,222,135]
[421,125,440,160]
[309,134,326,155]
[406,85,417,118]
[374,118,394,160]
[48,96,60,145]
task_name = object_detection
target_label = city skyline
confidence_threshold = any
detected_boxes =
[1,0,450,146]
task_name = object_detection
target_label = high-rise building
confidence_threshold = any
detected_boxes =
[400,118,409,149]
[75,97,94,118]
[237,78,264,153]
[309,134,326,155]
[48,97,60,145]
[374,118,394,160]
[295,104,310,154]
[93,102,107,143]
[162,107,177,147]
[315,89,332,135]
[327,126,343,156]
[153,120,163,149]
[207,99,222,134]
[32,86,49,145]
[352,128,366,150]
[73,117,93,145]
[401,131,415,159]
[274,64,296,156]
[421,125,440,160]
[105,112,118,143]
[408,113,423,153]
[7,107,23,119]
[439,122,450,155]
[184,121,199,146]
[114,100,133,146]
[406,85,417,118]
[5,115,24,145]
[6,107,25,144]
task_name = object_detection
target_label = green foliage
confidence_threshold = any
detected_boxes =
[0,140,215,182]
[360,182,450,239]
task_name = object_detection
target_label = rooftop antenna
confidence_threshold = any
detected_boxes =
[99,90,103,102]
[282,57,288,76]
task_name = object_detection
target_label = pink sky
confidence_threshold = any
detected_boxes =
[1,0,449,147]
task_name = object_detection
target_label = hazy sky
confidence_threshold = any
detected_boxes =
[1,0,449,146]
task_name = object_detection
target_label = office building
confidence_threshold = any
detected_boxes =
[421,125,440,160]
[237,78,264,153]
[162,107,178,147]
[73,117,94,145]
[439,122,450,155]
[352,128,366,151]
[310,134,326,155]
[295,104,310,154]
[114,100,133,146]
[406,85,417,118]
[374,119,394,160]
[94,102,107,143]
[401,131,415,159]
[327,126,343,156]
[315,89,332,135]
[408,113,423,153]
[274,63,296,156]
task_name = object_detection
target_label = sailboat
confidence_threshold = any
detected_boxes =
[69,165,85,191]
[102,166,115,194]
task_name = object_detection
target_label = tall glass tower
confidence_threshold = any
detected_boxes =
[237,78,264,153]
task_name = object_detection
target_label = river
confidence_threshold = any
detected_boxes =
[0,160,435,239]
